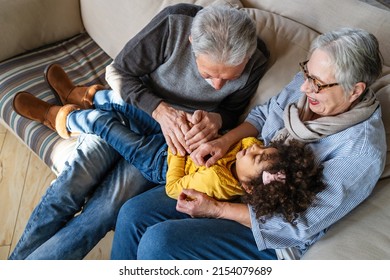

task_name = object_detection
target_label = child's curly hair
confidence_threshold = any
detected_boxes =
[242,138,325,224]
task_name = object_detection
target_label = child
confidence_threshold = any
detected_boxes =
[167,136,325,223]
[13,91,325,222]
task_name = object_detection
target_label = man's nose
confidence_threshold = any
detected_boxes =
[212,78,227,90]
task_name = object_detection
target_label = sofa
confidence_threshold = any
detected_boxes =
[1,0,389,259]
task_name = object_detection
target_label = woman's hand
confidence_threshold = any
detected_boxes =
[190,121,260,167]
[190,137,230,167]
[176,189,223,218]
[184,110,222,152]
[152,102,191,156]
[176,189,251,227]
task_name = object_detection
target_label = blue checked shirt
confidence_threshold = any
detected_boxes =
[245,73,387,259]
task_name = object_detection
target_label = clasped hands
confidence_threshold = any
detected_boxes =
[152,102,222,158]
[152,102,228,217]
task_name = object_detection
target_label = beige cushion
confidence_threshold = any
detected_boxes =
[241,0,390,66]
[80,0,242,59]
[0,0,84,62]
[372,66,390,180]
[241,8,318,117]
[302,178,390,259]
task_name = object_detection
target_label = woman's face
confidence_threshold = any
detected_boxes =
[300,49,359,117]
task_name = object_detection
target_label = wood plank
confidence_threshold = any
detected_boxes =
[0,132,30,246]
[11,152,55,253]
[0,122,7,133]
[0,245,10,260]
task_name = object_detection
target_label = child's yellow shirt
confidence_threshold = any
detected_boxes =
[166,137,262,200]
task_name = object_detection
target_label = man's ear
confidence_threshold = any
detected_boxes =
[189,36,192,44]
[350,82,367,102]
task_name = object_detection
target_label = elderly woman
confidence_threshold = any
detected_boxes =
[111,27,386,260]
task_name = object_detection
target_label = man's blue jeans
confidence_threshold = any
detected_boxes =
[111,185,278,260]
[66,90,168,184]
[9,90,156,259]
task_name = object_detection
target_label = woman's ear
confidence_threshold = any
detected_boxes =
[349,82,367,102]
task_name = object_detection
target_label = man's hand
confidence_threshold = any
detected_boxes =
[185,110,222,152]
[176,189,222,218]
[152,102,191,156]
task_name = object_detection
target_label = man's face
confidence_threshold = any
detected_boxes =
[195,54,248,90]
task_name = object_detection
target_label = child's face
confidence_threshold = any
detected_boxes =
[235,144,279,186]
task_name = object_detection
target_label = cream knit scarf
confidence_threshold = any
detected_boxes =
[275,88,379,143]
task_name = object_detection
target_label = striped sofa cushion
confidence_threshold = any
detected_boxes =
[0,33,112,174]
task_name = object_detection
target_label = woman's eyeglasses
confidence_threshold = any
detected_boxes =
[299,60,339,93]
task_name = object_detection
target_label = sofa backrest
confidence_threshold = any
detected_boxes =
[80,0,239,59]
[0,0,84,62]
[242,0,390,66]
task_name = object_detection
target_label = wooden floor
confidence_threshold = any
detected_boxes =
[0,121,112,260]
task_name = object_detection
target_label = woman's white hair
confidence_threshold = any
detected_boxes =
[311,27,382,92]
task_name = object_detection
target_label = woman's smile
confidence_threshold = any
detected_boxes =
[307,95,319,105]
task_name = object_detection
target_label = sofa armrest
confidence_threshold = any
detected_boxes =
[0,0,84,62]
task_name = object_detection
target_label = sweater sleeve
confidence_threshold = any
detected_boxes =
[105,4,202,116]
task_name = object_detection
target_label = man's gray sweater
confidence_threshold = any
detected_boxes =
[106,4,268,130]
